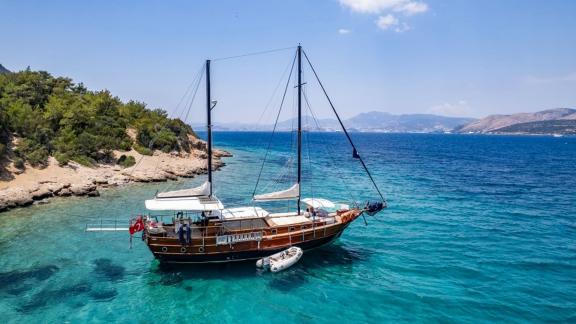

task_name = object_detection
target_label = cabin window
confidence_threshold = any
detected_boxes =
[289,227,295,232]
[271,229,277,235]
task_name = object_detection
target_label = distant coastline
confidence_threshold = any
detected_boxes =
[197,108,576,136]
[207,130,574,137]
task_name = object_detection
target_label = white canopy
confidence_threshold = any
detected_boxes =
[219,207,269,220]
[302,198,335,209]
[156,181,210,198]
[302,198,350,211]
[253,183,299,201]
[145,196,224,211]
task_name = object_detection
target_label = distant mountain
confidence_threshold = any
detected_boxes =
[203,111,475,133]
[456,108,576,133]
[0,64,10,74]
[344,111,475,132]
[493,119,576,135]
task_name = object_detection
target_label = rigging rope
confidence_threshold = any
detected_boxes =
[127,64,206,198]
[302,89,358,204]
[154,64,207,194]
[302,50,386,204]
[173,65,206,121]
[251,51,297,197]
[212,46,296,62]
[181,65,206,125]
[253,53,298,128]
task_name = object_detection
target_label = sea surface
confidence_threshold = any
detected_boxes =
[1,132,575,323]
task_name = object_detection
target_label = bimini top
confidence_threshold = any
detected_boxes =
[219,207,269,220]
[302,198,335,209]
[145,196,224,211]
[302,198,350,211]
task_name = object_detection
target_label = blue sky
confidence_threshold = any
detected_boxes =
[1,0,575,123]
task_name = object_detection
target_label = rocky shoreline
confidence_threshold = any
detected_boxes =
[0,147,231,213]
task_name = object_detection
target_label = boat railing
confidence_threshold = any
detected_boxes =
[85,218,130,232]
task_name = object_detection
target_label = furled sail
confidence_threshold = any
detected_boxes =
[156,181,210,199]
[253,183,299,201]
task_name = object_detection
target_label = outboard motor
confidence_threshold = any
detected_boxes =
[364,201,385,216]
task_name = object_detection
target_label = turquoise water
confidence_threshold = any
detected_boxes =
[1,132,575,322]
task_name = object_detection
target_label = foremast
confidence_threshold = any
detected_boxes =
[297,45,303,214]
[206,59,213,197]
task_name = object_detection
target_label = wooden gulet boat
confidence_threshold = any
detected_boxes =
[137,46,386,264]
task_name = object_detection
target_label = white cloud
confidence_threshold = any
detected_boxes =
[338,28,351,34]
[376,15,410,32]
[427,100,474,117]
[376,14,398,30]
[339,0,428,32]
[339,0,428,15]
[395,1,428,15]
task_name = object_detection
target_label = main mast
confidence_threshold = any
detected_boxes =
[206,59,213,197]
[297,45,302,214]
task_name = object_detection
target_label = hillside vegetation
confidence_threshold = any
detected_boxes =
[0,68,196,168]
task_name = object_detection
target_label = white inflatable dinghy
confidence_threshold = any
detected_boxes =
[256,246,303,272]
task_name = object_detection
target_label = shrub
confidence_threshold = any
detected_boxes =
[54,152,70,165]
[134,144,153,156]
[117,155,136,168]
[73,155,96,167]
[15,139,49,166]
[13,157,25,169]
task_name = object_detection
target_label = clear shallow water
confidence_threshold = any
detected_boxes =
[1,132,575,322]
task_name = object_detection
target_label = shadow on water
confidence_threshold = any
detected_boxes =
[0,265,59,295]
[267,268,310,293]
[92,258,126,282]
[88,288,118,302]
[1,260,124,313]
[150,260,258,284]
[17,281,92,313]
[301,243,372,267]
[266,244,373,293]
[147,243,372,289]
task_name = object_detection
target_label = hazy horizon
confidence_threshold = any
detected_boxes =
[2,0,575,123]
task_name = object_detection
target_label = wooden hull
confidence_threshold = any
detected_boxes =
[154,231,342,263]
[143,210,360,264]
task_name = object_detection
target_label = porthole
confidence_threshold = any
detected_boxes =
[271,229,278,235]
[161,246,168,253]
[199,246,205,253]
[289,227,295,232]
[180,247,187,253]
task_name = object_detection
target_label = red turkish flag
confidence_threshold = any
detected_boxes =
[129,216,144,235]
